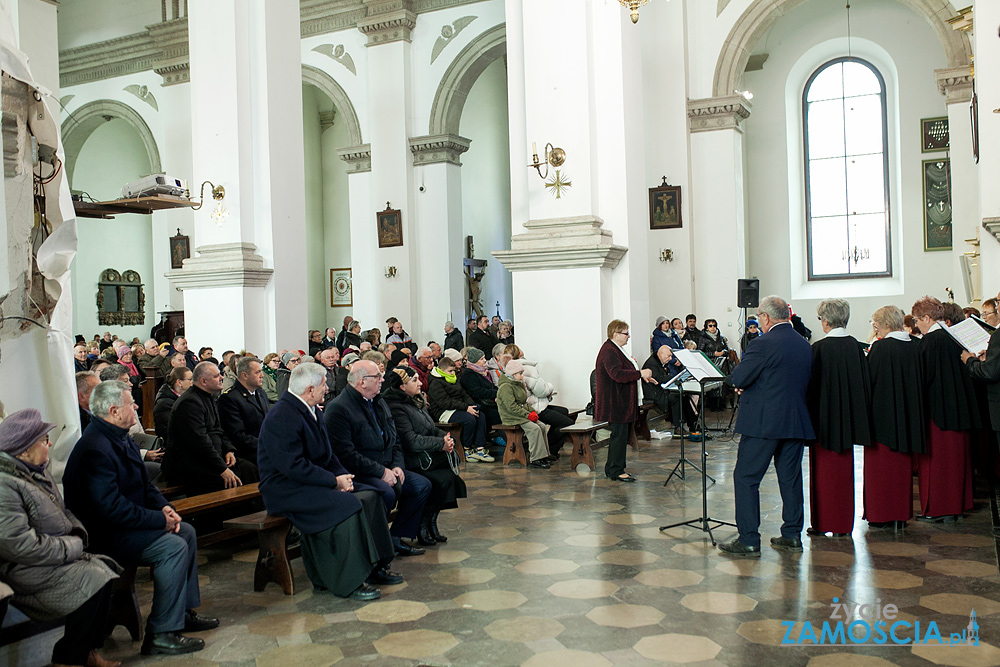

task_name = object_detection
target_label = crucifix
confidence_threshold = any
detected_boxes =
[463,235,487,320]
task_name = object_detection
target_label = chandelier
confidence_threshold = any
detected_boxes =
[619,0,649,24]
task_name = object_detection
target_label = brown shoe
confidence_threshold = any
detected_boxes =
[86,650,121,667]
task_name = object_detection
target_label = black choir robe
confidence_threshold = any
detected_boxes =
[920,328,980,433]
[868,336,925,453]
[807,336,873,452]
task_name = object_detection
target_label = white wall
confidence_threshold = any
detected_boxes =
[69,118,155,342]
[56,0,162,50]
[302,85,327,327]
[459,58,512,324]
[321,99,353,329]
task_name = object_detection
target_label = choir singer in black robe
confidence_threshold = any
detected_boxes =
[912,296,980,521]
[864,306,925,529]
[963,289,1000,456]
[806,299,872,537]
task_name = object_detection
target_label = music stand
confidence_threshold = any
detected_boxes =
[663,377,712,485]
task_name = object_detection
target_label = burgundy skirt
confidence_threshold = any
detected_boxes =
[917,422,972,518]
[809,444,855,534]
[863,442,914,523]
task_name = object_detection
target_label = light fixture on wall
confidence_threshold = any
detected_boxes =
[735,89,753,101]
[385,266,397,278]
[659,249,674,262]
[190,180,229,226]
[619,0,649,24]
[528,142,566,180]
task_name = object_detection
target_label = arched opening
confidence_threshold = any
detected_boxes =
[61,99,161,186]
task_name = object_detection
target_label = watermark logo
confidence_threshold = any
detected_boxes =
[781,598,979,647]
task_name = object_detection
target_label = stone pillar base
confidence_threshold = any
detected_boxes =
[492,216,627,271]
[165,242,273,289]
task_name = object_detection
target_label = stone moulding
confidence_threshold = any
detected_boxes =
[357,11,418,46]
[409,134,471,166]
[492,216,627,272]
[687,95,752,133]
[165,243,273,289]
[337,143,372,173]
[934,66,974,105]
[983,217,1000,245]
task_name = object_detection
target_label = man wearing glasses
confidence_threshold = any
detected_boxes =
[325,360,431,557]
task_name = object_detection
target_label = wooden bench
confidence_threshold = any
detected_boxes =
[635,402,656,442]
[223,511,299,595]
[563,418,609,471]
[155,482,184,499]
[435,422,467,463]
[495,424,528,466]
[172,482,261,516]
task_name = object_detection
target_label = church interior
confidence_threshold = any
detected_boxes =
[3,0,1000,665]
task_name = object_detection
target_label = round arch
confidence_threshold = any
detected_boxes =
[429,23,506,136]
[302,65,363,147]
[61,99,160,186]
[713,0,971,99]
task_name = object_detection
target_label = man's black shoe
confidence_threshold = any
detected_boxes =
[770,536,803,552]
[346,583,381,601]
[528,459,551,469]
[395,542,425,557]
[183,610,219,632]
[718,538,761,558]
[141,632,205,656]
[367,567,404,586]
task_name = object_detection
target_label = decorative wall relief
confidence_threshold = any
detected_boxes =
[97,269,146,326]
[330,268,353,307]
[921,116,949,152]
[312,44,357,75]
[923,158,952,251]
[59,94,75,110]
[123,84,158,111]
[431,16,476,64]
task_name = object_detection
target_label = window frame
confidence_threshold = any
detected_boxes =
[803,56,892,281]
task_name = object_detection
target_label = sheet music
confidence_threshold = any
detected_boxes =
[660,369,693,390]
[970,315,997,334]
[946,318,992,354]
[674,349,725,380]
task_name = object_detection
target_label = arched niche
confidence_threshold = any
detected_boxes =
[713,0,971,99]
[429,23,506,136]
[302,64,363,147]
[61,99,161,187]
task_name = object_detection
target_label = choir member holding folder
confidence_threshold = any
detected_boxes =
[806,299,872,537]
[864,306,925,529]
[911,296,980,522]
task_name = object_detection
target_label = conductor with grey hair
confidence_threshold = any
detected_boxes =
[65,380,218,655]
[719,295,815,558]
[257,363,400,601]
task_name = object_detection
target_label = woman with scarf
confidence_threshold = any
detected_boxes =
[459,347,501,431]
[384,366,467,545]
[427,357,494,462]
[497,360,552,469]
[651,316,674,354]
[262,353,281,402]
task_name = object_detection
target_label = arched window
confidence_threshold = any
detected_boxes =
[803,57,891,280]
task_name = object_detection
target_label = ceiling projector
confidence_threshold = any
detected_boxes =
[122,174,187,199]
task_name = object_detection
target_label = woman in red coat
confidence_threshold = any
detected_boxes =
[595,319,653,482]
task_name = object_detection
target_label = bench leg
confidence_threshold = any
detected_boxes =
[628,423,639,451]
[451,428,467,463]
[109,564,142,641]
[568,433,596,471]
[502,431,527,466]
[255,524,295,595]
[636,411,651,441]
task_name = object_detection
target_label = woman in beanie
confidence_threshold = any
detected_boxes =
[427,357,494,463]
[497,360,551,468]
[0,409,120,667]
[459,347,501,432]
[384,366,468,545]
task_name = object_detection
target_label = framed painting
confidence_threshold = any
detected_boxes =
[169,229,190,269]
[922,158,952,251]
[921,116,949,153]
[377,203,403,248]
[330,268,353,307]
[649,181,682,230]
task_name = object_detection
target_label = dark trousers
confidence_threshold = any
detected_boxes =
[605,422,631,478]
[139,522,201,634]
[52,581,113,665]
[449,409,488,449]
[649,390,697,430]
[539,405,575,454]
[356,471,431,539]
[733,435,804,548]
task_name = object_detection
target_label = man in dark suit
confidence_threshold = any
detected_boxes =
[325,360,431,557]
[219,356,270,463]
[963,289,1000,446]
[76,371,100,432]
[641,346,697,433]
[163,361,258,494]
[167,336,199,371]
[64,380,217,656]
[721,295,814,558]
[443,321,464,351]
[468,315,496,359]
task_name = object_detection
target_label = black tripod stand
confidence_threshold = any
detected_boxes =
[663,380,712,485]
[660,377,736,546]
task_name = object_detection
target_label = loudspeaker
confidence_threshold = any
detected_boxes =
[737,279,759,309]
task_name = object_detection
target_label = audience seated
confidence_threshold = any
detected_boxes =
[65,381,217,656]
[505,344,575,458]
[336,352,360,397]
[682,314,701,344]
[486,344,508,387]
[409,346,435,392]
[468,315,496,359]
[142,339,170,378]
[275,351,301,398]
[317,348,340,405]
[76,371,100,432]
[427,357,493,463]
[428,342,443,362]
[340,320,363,353]
[168,337,198,371]
[219,357,271,464]
[386,320,414,353]
[221,353,242,393]
[458,348,501,432]
[307,330,324,357]
[154,367,192,437]
[361,350,387,374]
[497,360,551,468]
[323,326,339,350]
[497,322,514,346]
[741,319,760,353]
[261,353,281,402]
[641,345,698,433]
[443,321,464,351]
[650,316,672,354]
[73,343,88,373]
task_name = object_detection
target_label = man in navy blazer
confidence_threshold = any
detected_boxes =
[64,381,216,656]
[720,295,814,558]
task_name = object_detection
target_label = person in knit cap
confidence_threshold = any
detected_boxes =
[0,409,121,667]
[496,360,551,468]
[459,347,501,433]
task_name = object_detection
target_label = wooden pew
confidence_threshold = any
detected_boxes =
[562,417,610,471]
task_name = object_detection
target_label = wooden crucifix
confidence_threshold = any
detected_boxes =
[463,235,487,319]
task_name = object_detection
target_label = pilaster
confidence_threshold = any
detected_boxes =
[687,95,753,133]
[409,134,471,166]
[935,66,974,104]
[492,217,627,271]
[337,144,372,173]
[165,243,273,289]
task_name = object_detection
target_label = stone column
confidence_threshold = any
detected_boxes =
[687,95,752,339]
[167,0,307,354]
[337,144,375,326]
[495,0,646,410]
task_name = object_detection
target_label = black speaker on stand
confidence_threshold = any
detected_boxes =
[737,279,759,309]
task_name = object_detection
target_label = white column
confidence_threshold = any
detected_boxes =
[339,146,376,325]
[973,3,1000,296]
[169,0,307,354]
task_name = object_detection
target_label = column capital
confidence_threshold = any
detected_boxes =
[165,243,273,289]
[337,143,372,173]
[147,18,190,86]
[319,110,336,132]
[357,1,417,46]
[983,217,1000,245]
[687,95,752,133]
[935,66,974,104]
[492,216,627,272]
[408,134,471,166]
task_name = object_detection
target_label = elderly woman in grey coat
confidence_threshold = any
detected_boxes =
[0,409,120,667]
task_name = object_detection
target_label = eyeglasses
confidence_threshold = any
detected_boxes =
[289,358,301,363]
[618,331,630,337]
[362,374,383,382]
[706,324,717,328]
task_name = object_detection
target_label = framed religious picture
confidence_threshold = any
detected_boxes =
[649,178,682,230]
[169,229,190,269]
[920,116,949,153]
[922,158,952,251]
[330,268,353,307]
[377,202,403,248]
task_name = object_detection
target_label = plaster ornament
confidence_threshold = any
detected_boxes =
[59,94,74,110]
[431,16,476,64]
[545,170,572,199]
[210,201,230,227]
[311,44,357,75]
[123,84,158,111]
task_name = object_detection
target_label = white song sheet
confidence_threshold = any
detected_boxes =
[946,318,992,354]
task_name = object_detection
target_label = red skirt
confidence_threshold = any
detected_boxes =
[862,442,914,523]
[917,422,972,518]
[809,444,855,534]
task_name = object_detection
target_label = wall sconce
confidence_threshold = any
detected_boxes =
[528,142,566,180]
[659,249,674,262]
[385,266,397,278]
[190,180,229,226]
